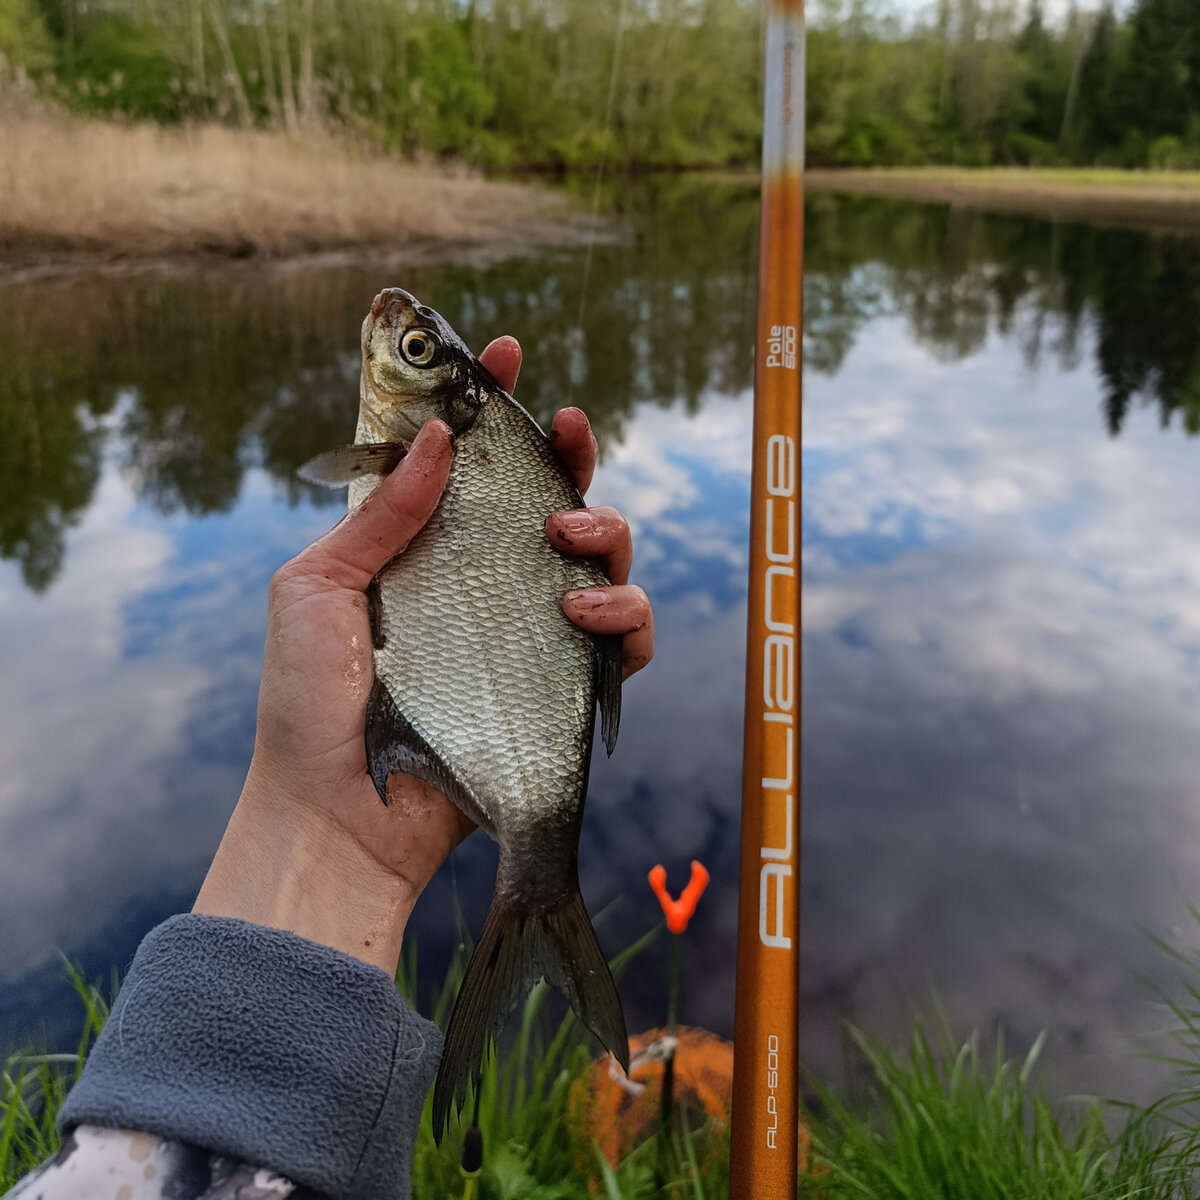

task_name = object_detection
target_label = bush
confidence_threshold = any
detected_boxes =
[1148,134,1200,171]
[1007,132,1063,167]
[1117,129,1149,169]
[67,18,184,121]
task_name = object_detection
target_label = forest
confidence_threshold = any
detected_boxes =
[0,0,1197,171]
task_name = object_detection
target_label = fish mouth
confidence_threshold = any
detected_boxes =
[370,286,413,321]
[368,287,418,333]
[368,286,442,333]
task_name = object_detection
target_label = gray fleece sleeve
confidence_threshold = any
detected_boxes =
[58,914,443,1200]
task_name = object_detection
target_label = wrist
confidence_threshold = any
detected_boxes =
[194,758,417,975]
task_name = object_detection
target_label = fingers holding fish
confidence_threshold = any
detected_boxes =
[548,502,652,678]
[546,505,632,585]
[478,335,523,394]
[563,584,654,680]
[297,420,453,592]
[549,406,599,495]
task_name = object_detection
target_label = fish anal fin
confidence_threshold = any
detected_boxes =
[596,634,622,756]
[431,883,629,1143]
[364,678,493,834]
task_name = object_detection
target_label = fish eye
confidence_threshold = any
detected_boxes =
[401,329,439,366]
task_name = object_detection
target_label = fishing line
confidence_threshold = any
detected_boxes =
[566,0,627,410]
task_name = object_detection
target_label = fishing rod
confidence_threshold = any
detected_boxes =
[729,2,804,1197]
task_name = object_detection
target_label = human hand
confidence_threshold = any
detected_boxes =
[194,336,652,976]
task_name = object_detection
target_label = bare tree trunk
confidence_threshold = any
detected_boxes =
[192,0,207,91]
[277,0,300,134]
[394,3,408,138]
[937,0,953,118]
[64,0,75,74]
[299,0,316,126]
[1059,12,1093,149]
[206,0,254,125]
[257,0,282,125]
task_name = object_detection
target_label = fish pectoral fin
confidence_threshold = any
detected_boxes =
[296,442,406,487]
[365,678,494,832]
[596,633,622,756]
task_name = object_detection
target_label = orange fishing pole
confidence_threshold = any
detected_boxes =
[729,2,804,1197]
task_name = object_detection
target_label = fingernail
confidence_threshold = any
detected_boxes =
[566,589,608,609]
[553,511,594,536]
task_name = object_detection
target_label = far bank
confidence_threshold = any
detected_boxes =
[807,168,1200,233]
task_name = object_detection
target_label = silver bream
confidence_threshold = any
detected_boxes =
[300,288,629,1141]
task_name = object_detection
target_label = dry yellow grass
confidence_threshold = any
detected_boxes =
[0,111,588,264]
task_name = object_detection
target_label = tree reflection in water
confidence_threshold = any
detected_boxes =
[1,182,1197,592]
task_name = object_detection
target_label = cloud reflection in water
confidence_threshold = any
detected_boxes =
[801,317,1200,1104]
[2,191,1200,1114]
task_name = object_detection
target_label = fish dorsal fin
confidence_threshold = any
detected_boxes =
[596,633,622,755]
[297,442,406,487]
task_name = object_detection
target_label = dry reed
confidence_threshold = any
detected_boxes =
[0,111,584,263]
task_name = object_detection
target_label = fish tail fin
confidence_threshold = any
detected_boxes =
[431,887,629,1143]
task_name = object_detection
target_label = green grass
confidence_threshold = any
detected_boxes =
[1,963,109,1192]
[816,166,1200,191]
[7,930,1200,1199]
[800,1020,1198,1199]
[795,919,1200,1198]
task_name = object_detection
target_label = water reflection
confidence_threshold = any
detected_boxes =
[4,188,1199,593]
[0,178,760,593]
[3,185,1200,1110]
[804,194,1200,435]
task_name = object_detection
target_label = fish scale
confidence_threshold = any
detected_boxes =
[374,397,600,844]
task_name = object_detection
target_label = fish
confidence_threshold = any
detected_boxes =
[299,288,630,1141]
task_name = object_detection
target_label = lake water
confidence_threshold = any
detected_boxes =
[3,179,1200,1111]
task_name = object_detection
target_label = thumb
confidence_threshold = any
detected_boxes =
[295,420,454,591]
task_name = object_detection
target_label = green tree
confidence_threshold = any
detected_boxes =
[1075,4,1127,161]
[1116,0,1199,162]
[1012,0,1070,161]
[69,16,183,119]
[0,0,52,79]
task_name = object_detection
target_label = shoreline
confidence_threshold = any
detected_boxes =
[806,167,1200,232]
[0,229,614,288]
[0,115,612,281]
[8,113,1200,278]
